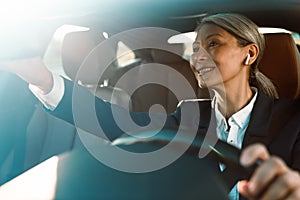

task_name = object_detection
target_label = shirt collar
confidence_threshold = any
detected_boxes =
[213,87,258,129]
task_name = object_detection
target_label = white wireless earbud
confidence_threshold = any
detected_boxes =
[245,54,250,65]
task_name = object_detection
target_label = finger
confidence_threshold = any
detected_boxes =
[260,170,300,200]
[240,143,269,167]
[286,188,300,200]
[238,180,253,198]
[248,156,288,197]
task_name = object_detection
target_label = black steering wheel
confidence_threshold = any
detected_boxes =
[113,128,258,193]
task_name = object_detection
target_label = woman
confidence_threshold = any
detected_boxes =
[1,13,300,199]
[189,13,300,199]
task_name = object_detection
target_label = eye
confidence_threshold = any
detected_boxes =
[192,43,200,53]
[208,41,218,47]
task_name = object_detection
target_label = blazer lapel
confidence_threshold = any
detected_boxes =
[242,89,274,148]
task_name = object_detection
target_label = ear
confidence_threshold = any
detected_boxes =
[244,43,259,66]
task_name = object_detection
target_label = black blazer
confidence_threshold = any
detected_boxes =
[50,79,300,197]
[52,79,300,169]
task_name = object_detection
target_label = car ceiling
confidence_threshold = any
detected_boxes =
[55,0,300,35]
[2,0,300,60]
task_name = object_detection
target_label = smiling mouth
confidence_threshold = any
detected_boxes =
[197,67,215,75]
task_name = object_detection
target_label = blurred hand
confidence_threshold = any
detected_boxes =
[0,19,57,94]
[238,143,300,200]
[0,19,57,61]
[0,56,53,94]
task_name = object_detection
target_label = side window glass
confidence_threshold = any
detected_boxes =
[116,41,138,68]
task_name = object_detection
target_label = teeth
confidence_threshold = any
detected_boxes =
[198,67,215,75]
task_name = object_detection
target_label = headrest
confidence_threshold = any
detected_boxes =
[150,44,184,64]
[61,30,105,82]
[259,33,300,99]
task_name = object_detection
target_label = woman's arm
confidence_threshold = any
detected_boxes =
[51,77,181,141]
[0,57,53,94]
[0,57,179,141]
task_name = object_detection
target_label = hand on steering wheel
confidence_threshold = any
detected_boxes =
[238,144,300,200]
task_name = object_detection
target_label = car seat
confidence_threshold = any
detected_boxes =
[259,32,300,99]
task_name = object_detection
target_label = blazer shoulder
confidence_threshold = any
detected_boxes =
[177,98,212,115]
[177,98,211,108]
[173,99,212,129]
[273,98,300,111]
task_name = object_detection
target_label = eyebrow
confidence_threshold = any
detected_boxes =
[195,33,222,43]
[205,33,222,40]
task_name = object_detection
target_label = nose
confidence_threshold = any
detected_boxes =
[196,47,209,61]
[190,48,208,67]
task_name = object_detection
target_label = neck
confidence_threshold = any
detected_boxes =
[213,82,253,119]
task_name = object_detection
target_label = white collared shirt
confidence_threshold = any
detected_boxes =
[212,88,258,200]
[213,88,258,149]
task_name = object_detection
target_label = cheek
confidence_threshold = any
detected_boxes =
[212,50,243,76]
[207,48,224,65]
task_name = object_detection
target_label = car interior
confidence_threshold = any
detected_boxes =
[0,0,299,199]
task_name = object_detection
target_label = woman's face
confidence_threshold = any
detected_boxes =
[190,23,249,89]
